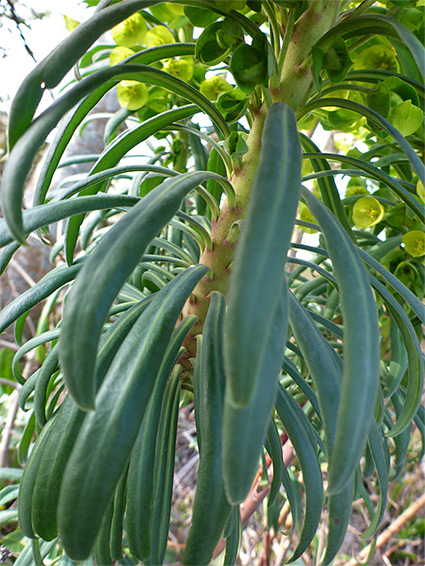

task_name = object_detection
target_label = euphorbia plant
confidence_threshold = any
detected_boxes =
[0,0,424,564]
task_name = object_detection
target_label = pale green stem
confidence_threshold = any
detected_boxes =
[264,0,281,57]
[277,0,342,108]
[180,0,344,366]
[277,7,295,79]
[262,86,273,109]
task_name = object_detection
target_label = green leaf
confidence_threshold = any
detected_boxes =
[34,43,196,206]
[370,277,423,437]
[2,64,229,243]
[0,468,23,481]
[275,384,324,562]
[33,347,60,428]
[184,292,231,566]
[110,467,128,562]
[288,293,341,456]
[59,171,219,410]
[126,315,196,561]
[57,266,207,561]
[93,498,114,566]
[0,194,139,248]
[222,287,288,504]
[64,104,199,263]
[0,263,82,336]
[301,187,380,495]
[321,475,355,566]
[31,298,153,542]
[300,99,425,186]
[362,423,388,538]
[300,136,355,242]
[265,418,284,509]
[18,417,57,538]
[146,366,181,566]
[225,103,301,408]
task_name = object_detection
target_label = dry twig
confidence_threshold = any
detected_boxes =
[345,492,425,566]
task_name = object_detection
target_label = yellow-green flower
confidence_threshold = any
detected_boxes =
[110,46,135,66]
[346,184,369,197]
[144,26,175,48]
[354,44,398,72]
[146,87,169,113]
[402,230,425,257]
[117,80,148,111]
[112,13,147,47]
[298,203,318,233]
[166,3,185,15]
[163,58,194,82]
[64,15,80,32]
[352,196,384,227]
[200,76,233,101]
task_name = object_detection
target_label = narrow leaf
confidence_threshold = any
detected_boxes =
[59,172,213,410]
[301,186,380,495]
[225,102,301,408]
[57,266,207,561]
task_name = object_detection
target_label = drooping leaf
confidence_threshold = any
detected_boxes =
[57,266,207,561]
[59,172,219,410]
[225,102,301,408]
[301,186,380,495]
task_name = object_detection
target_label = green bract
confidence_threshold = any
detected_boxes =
[354,44,399,72]
[200,76,233,101]
[216,88,248,122]
[109,46,135,66]
[195,22,232,65]
[298,202,318,233]
[145,25,175,48]
[352,196,385,227]
[389,99,424,136]
[112,12,147,47]
[117,80,148,110]
[230,43,267,94]
[402,230,425,256]
[64,15,80,32]
[163,58,194,81]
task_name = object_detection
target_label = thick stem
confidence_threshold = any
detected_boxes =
[180,105,268,371]
[277,0,342,108]
[180,2,343,370]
